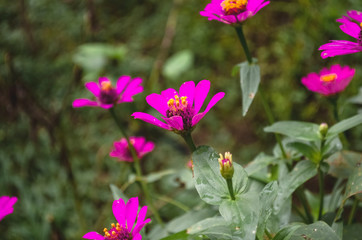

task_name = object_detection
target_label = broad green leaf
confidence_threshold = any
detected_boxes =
[166,208,216,234]
[256,181,278,240]
[343,164,362,201]
[326,114,362,139]
[326,151,362,179]
[245,153,277,176]
[274,160,317,213]
[109,184,128,201]
[238,59,260,116]
[219,192,259,240]
[160,231,189,240]
[264,121,320,141]
[343,224,362,240]
[290,221,340,240]
[163,50,194,80]
[187,217,233,240]
[268,196,292,234]
[322,137,342,159]
[193,146,248,205]
[272,223,303,240]
[144,169,175,183]
[287,141,320,163]
[332,222,343,240]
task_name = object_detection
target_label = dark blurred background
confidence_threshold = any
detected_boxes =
[1,0,362,239]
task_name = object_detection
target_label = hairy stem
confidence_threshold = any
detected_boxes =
[226,178,236,200]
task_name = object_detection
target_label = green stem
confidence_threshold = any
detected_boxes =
[347,198,359,225]
[317,167,325,220]
[181,131,196,152]
[330,97,349,149]
[234,26,253,64]
[109,108,164,225]
[296,187,314,223]
[265,229,273,240]
[226,178,236,200]
[259,88,288,159]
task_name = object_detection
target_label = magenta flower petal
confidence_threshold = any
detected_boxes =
[125,197,138,231]
[113,198,126,226]
[85,82,101,97]
[179,81,196,107]
[194,80,211,113]
[319,10,362,58]
[192,92,225,126]
[83,232,105,240]
[132,80,224,134]
[162,116,184,131]
[73,75,143,109]
[146,93,168,116]
[110,136,155,162]
[72,99,98,108]
[132,112,172,130]
[200,0,269,25]
[116,76,131,95]
[301,64,355,96]
[0,196,17,221]
[84,197,149,240]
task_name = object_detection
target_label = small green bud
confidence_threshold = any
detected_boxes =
[319,123,328,138]
[218,152,234,179]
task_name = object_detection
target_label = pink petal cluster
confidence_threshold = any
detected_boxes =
[200,0,270,25]
[110,137,155,162]
[73,76,143,109]
[132,80,225,133]
[0,196,17,221]
[301,64,355,96]
[83,197,150,240]
[319,10,362,58]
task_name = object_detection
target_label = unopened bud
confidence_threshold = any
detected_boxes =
[218,152,234,179]
[319,123,328,138]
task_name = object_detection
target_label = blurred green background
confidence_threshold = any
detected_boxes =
[1,0,362,239]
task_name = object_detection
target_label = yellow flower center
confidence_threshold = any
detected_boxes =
[221,0,248,15]
[320,73,337,82]
[103,223,130,239]
[101,81,113,91]
[167,95,188,112]
[360,22,362,28]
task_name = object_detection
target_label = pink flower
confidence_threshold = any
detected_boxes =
[132,80,225,133]
[319,10,362,58]
[301,64,355,96]
[83,197,150,240]
[0,196,17,221]
[73,76,143,109]
[110,137,155,162]
[200,0,270,25]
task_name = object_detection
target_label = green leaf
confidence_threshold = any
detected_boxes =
[343,163,362,201]
[163,50,194,80]
[187,217,233,240]
[256,181,278,240]
[264,121,321,141]
[144,169,175,183]
[193,146,248,205]
[326,151,362,179]
[272,223,303,240]
[109,184,128,201]
[238,59,260,116]
[166,208,217,234]
[287,141,321,163]
[160,231,189,240]
[290,221,340,240]
[326,114,362,139]
[219,193,259,240]
[245,153,277,176]
[274,160,317,213]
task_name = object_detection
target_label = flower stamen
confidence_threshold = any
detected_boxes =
[101,81,113,91]
[221,0,248,15]
[320,73,337,82]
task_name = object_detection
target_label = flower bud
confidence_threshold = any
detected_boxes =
[218,152,234,179]
[319,123,328,138]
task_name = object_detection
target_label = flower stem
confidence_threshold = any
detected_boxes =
[181,131,196,152]
[259,88,288,159]
[109,108,164,225]
[234,26,253,64]
[347,198,359,225]
[317,167,325,220]
[330,97,349,149]
[226,178,236,200]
